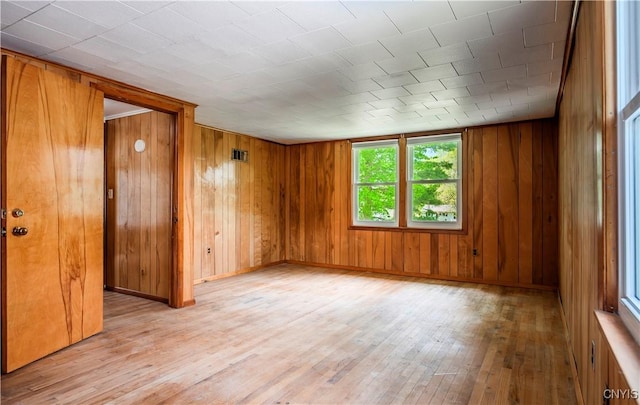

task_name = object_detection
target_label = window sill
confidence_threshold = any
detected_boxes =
[348,225,466,235]
[594,310,640,395]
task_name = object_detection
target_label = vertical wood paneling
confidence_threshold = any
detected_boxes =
[497,124,519,283]
[482,127,499,281]
[286,120,558,289]
[106,111,173,300]
[192,125,286,282]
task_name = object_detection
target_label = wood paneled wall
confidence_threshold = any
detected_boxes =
[192,125,286,282]
[105,111,174,300]
[1,49,197,308]
[285,119,558,289]
[557,2,637,404]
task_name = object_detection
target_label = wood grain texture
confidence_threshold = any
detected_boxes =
[0,264,577,404]
[1,57,104,373]
[192,125,286,282]
[1,49,197,309]
[556,2,633,405]
[286,121,558,289]
[105,111,174,300]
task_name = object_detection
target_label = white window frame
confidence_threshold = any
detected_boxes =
[352,139,399,227]
[617,0,640,345]
[406,134,462,230]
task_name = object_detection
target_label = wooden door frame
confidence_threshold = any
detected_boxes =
[92,82,195,308]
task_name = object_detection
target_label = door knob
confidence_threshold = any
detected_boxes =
[12,208,24,218]
[12,227,28,236]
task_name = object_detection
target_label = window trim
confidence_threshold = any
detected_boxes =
[350,132,465,233]
[406,134,463,230]
[617,0,640,346]
[351,139,399,228]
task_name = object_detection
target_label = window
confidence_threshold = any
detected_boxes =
[351,133,462,230]
[617,0,640,343]
[352,140,399,227]
[407,135,462,229]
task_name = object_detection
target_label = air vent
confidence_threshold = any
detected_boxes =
[231,148,248,162]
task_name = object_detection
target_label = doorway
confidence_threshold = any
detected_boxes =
[103,99,176,303]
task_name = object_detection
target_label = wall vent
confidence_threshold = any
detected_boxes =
[231,148,248,162]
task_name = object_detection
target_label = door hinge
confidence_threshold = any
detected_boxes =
[1,208,6,220]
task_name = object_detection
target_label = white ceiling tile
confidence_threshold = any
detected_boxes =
[468,30,525,57]
[133,8,207,42]
[466,81,509,96]
[340,62,387,81]
[121,1,170,14]
[418,107,450,117]
[423,99,458,109]
[556,1,574,24]
[411,64,458,82]
[481,65,526,83]
[384,2,455,34]
[394,103,430,114]
[373,72,419,88]
[508,73,552,89]
[335,92,380,106]
[399,94,437,105]
[553,41,567,59]
[182,60,237,81]
[54,1,141,29]
[452,54,501,75]
[477,98,512,110]
[101,23,171,54]
[197,25,264,56]
[1,2,36,26]
[431,14,493,47]
[165,41,227,66]
[6,1,50,12]
[336,41,393,65]
[500,44,552,67]
[26,5,108,38]
[441,73,483,89]
[368,107,401,118]
[419,43,473,67]
[232,2,287,16]
[524,21,570,47]
[251,40,312,64]
[368,98,406,109]
[371,87,411,100]
[489,1,556,34]
[527,57,563,76]
[305,54,352,73]
[333,13,399,45]
[47,46,114,71]
[404,80,446,95]
[216,52,273,74]
[235,10,306,44]
[339,78,383,94]
[380,28,439,57]
[4,20,78,50]
[279,2,354,31]
[73,36,141,62]
[290,27,352,55]
[168,2,249,30]
[0,31,55,56]
[446,104,479,114]
[339,102,377,114]
[449,1,519,20]
[263,60,318,82]
[375,53,426,75]
[431,87,471,101]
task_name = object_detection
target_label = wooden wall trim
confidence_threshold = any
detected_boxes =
[1,48,196,308]
[194,261,286,284]
[286,260,558,291]
[556,0,581,113]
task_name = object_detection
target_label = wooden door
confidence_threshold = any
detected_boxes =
[1,57,104,373]
[105,111,174,301]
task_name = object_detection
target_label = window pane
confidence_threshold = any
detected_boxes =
[411,141,458,181]
[356,185,396,222]
[411,183,457,222]
[356,146,396,183]
[634,115,640,300]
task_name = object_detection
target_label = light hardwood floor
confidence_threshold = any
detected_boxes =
[1,264,577,404]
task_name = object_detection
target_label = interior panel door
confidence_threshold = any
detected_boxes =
[1,57,104,373]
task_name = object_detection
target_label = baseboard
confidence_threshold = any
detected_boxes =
[194,260,286,284]
[284,260,558,291]
[105,286,169,304]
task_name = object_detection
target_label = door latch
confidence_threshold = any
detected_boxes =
[12,227,28,236]
[1,227,6,237]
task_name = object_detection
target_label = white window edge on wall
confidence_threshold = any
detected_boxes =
[406,133,463,230]
[352,139,399,227]
[617,0,640,346]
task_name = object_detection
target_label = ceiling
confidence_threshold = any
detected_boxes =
[1,0,572,144]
